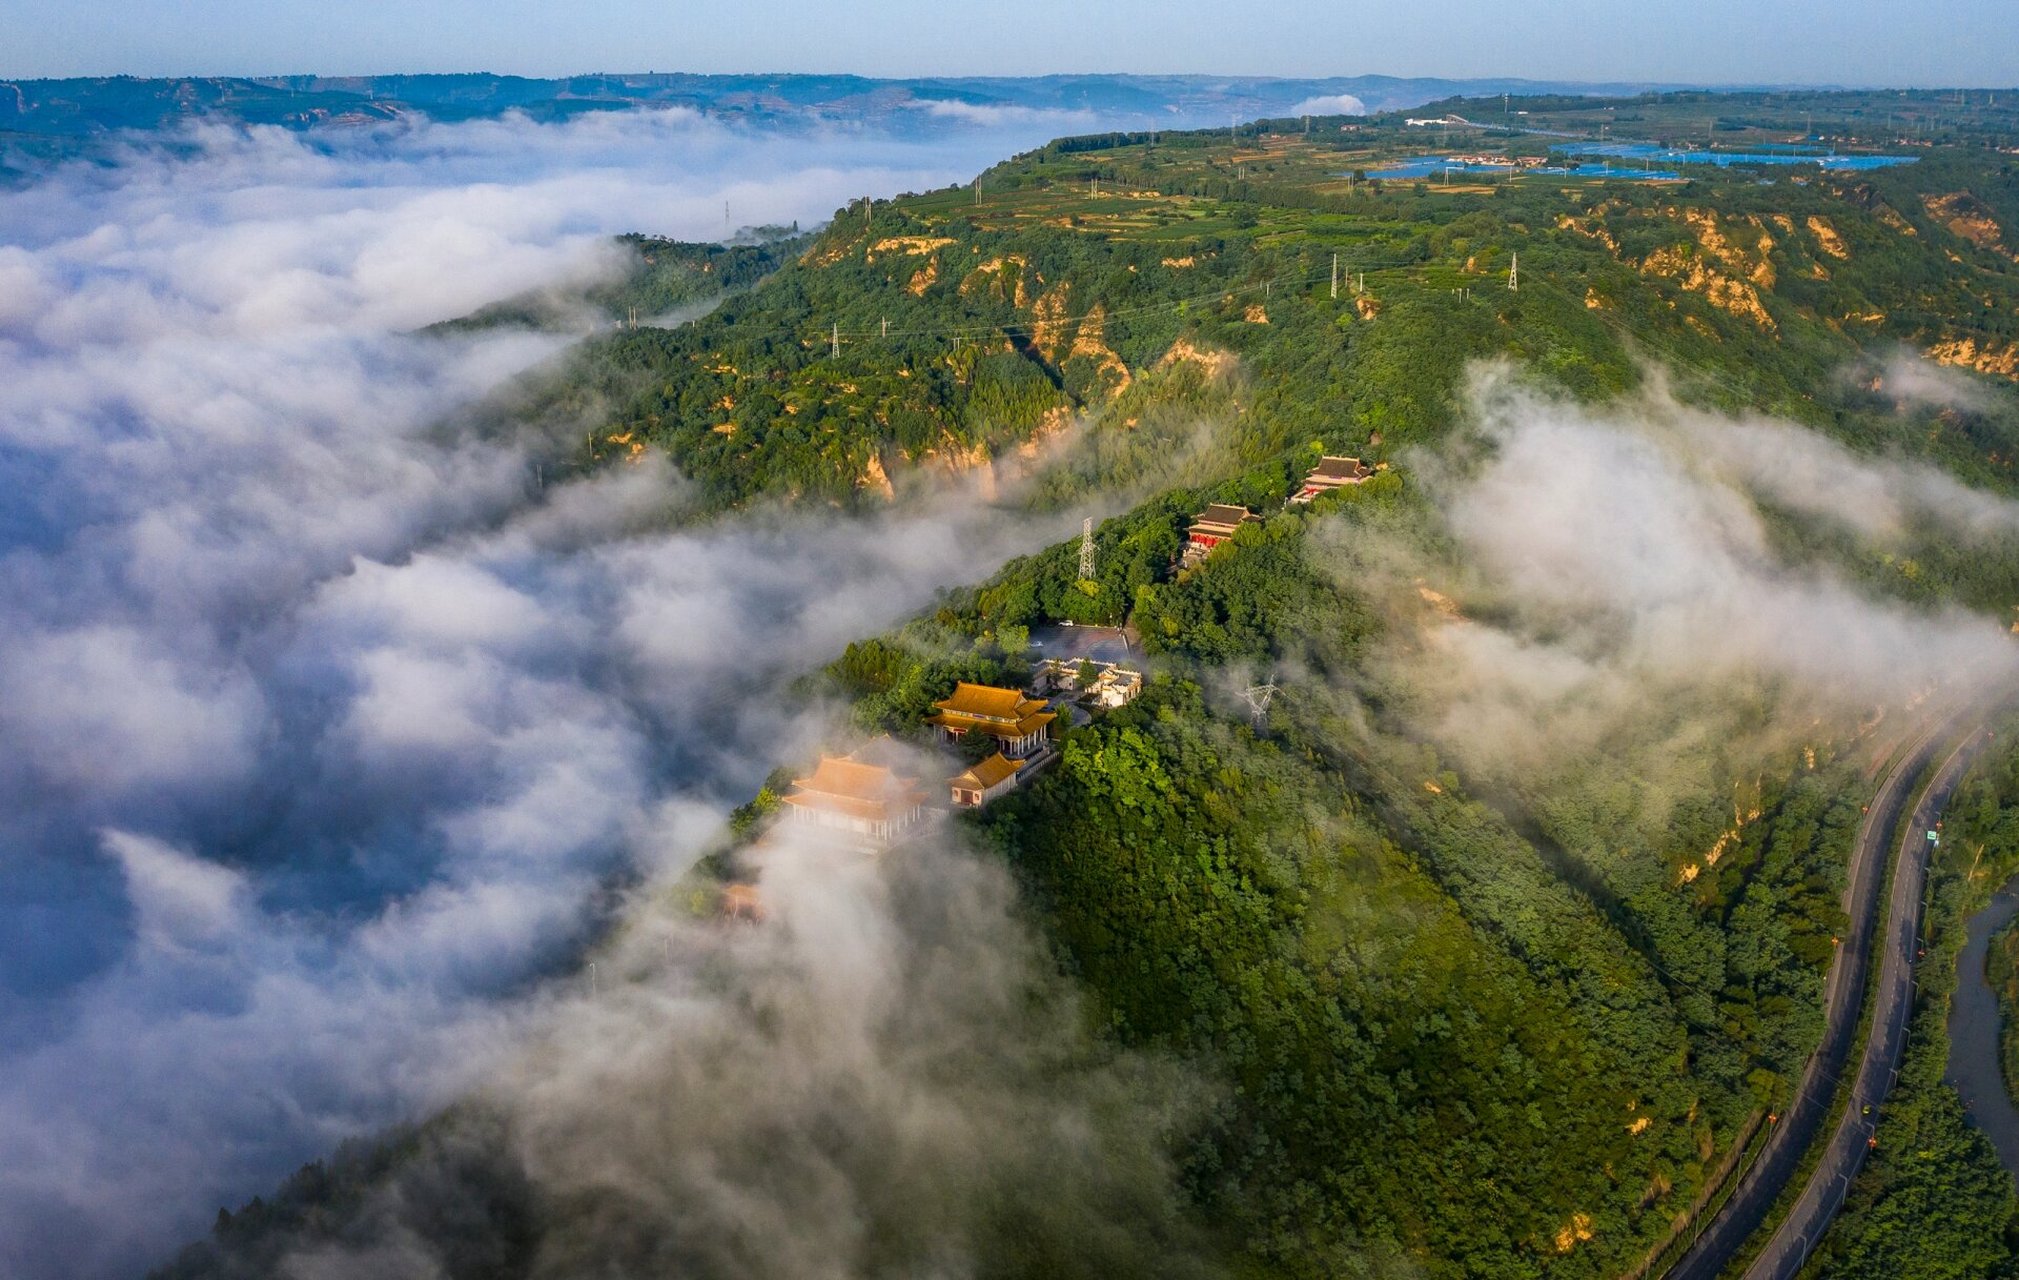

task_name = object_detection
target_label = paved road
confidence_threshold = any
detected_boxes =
[1946,876,2019,1176]
[1662,715,1969,1280]
[1739,721,1989,1279]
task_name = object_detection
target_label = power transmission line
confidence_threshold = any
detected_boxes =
[1241,679,1279,724]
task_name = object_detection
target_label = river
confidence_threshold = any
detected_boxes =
[1946,877,2019,1177]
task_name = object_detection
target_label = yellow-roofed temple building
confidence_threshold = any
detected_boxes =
[780,753,927,844]
[949,752,1026,808]
[926,682,1056,759]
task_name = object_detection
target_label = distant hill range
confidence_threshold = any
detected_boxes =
[0,71,1696,140]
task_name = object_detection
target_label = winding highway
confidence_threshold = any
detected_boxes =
[1737,722,1990,1278]
[1661,712,1990,1280]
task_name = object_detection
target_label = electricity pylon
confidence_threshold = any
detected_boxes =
[1241,680,1279,724]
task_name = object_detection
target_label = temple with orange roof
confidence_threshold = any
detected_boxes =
[779,753,927,843]
[949,752,1026,808]
[926,682,1056,758]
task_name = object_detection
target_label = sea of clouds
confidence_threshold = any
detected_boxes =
[0,105,1123,1279]
[24,97,2016,1280]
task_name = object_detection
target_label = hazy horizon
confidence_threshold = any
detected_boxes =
[5,0,2017,89]
[3,68,2004,89]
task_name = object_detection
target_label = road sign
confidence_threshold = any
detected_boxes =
[1927,831,1940,845]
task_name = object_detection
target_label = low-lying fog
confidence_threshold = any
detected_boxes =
[16,100,2019,1280]
[0,105,1124,1280]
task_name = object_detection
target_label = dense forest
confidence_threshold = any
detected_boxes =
[159,90,2019,1279]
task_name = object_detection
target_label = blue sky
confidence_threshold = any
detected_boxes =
[5,0,2016,85]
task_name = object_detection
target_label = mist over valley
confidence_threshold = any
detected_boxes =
[5,50,2019,1280]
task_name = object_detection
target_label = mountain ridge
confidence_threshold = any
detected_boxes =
[149,90,2019,1280]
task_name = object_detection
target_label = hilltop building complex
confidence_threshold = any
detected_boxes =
[1034,657,1144,709]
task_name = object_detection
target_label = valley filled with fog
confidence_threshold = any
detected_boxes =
[0,106,1127,1279]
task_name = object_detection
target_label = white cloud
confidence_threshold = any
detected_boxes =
[1445,402,2012,694]
[0,626,265,797]
[324,554,554,653]
[1288,93,1368,116]
[330,820,1215,1280]
[0,106,1118,1280]
[903,97,1101,129]
[104,832,250,953]
[1344,367,2019,774]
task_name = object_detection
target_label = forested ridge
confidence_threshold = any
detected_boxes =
[161,91,2019,1279]
[513,91,2019,518]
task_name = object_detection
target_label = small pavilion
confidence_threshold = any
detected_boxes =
[949,752,1026,808]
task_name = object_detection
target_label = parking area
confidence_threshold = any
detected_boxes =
[1027,623,1138,666]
